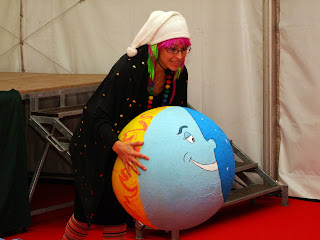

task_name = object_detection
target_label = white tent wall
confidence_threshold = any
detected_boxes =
[198,1,264,168]
[278,0,320,199]
[0,0,21,71]
[1,1,265,183]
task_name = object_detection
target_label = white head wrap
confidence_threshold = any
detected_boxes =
[127,11,190,57]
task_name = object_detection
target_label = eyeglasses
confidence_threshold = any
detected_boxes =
[165,46,191,55]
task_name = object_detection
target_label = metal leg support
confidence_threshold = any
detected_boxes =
[28,127,55,202]
[249,198,257,205]
[281,185,289,206]
[135,220,145,239]
[171,231,179,240]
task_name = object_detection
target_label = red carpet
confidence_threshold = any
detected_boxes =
[2,181,319,240]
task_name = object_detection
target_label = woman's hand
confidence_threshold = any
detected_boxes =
[112,140,149,176]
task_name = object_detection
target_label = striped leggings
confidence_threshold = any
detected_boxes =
[62,214,127,240]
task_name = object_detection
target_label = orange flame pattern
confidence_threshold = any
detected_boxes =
[112,107,168,228]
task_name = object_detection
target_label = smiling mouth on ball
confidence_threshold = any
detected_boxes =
[190,159,218,171]
[183,153,218,171]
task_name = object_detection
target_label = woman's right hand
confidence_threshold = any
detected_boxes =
[112,140,149,177]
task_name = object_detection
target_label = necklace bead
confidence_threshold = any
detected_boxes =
[147,71,173,109]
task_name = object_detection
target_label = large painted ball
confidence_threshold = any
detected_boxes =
[112,106,235,231]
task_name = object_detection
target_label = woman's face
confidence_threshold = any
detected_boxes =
[158,43,188,72]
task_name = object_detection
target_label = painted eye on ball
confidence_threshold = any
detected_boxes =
[184,132,195,143]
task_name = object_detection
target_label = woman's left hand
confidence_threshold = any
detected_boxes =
[112,140,149,176]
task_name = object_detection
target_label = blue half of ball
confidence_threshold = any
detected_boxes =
[183,107,235,201]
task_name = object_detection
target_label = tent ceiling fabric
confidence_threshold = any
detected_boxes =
[278,0,320,199]
[2,0,266,190]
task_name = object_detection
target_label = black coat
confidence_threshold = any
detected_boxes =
[70,45,188,225]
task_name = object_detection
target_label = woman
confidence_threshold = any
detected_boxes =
[63,10,191,240]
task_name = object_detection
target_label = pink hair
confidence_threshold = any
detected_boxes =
[157,37,192,48]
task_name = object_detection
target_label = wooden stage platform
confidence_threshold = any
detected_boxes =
[0,72,105,100]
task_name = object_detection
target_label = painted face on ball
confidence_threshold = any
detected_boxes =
[177,125,218,172]
[139,107,224,231]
